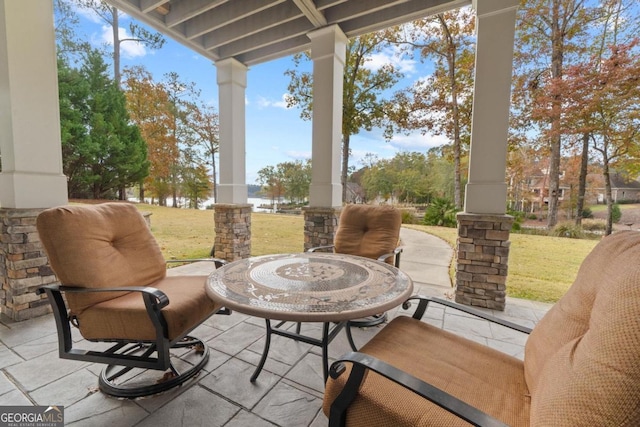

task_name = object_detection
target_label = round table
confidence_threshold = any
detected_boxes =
[205,252,413,381]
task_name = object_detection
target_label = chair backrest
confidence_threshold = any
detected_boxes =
[333,204,402,264]
[524,230,640,425]
[37,203,167,316]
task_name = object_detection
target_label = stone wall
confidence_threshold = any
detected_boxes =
[455,213,513,311]
[214,204,252,261]
[303,207,340,251]
[0,208,56,321]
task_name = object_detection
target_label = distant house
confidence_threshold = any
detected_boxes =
[597,172,640,203]
[346,182,365,204]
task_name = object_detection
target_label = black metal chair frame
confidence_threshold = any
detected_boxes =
[37,258,231,398]
[327,296,532,427]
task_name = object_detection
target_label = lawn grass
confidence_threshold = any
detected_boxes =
[132,203,597,303]
[404,224,598,303]
[134,204,304,259]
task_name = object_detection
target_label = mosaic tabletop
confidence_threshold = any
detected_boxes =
[205,253,413,322]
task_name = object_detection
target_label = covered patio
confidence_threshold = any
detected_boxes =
[1,0,519,322]
[0,229,550,425]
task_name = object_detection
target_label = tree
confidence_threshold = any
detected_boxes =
[388,9,476,209]
[257,165,285,207]
[563,40,640,234]
[513,0,599,228]
[286,32,402,202]
[190,103,220,202]
[76,0,165,87]
[123,66,177,205]
[59,50,148,199]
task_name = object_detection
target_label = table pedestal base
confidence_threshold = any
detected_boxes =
[251,319,358,383]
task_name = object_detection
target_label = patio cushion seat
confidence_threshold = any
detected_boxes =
[324,230,640,426]
[323,316,530,426]
[74,275,218,342]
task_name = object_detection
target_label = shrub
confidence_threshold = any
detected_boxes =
[423,197,458,228]
[581,218,606,231]
[581,207,593,218]
[401,210,417,224]
[527,213,537,220]
[550,222,585,239]
[612,203,622,223]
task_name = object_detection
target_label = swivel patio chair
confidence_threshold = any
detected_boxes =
[308,204,403,327]
[324,230,640,426]
[36,203,229,398]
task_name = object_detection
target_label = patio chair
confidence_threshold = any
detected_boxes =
[36,203,229,398]
[308,204,403,327]
[324,230,640,426]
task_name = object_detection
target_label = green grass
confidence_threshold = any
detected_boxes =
[404,224,598,303]
[125,203,598,303]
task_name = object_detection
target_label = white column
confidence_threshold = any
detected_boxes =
[216,58,247,204]
[464,0,519,214]
[308,25,346,208]
[0,0,67,208]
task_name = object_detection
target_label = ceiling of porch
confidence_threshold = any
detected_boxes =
[105,0,470,66]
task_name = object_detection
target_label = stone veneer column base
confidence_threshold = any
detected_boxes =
[0,208,57,321]
[455,213,513,311]
[302,207,340,251]
[214,204,252,262]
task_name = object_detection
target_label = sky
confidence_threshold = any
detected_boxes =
[69,4,449,185]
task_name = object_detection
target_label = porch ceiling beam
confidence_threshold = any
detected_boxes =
[216,17,314,58]
[203,2,302,50]
[293,0,327,27]
[185,0,285,40]
[336,0,471,37]
[140,0,167,14]
[165,0,228,28]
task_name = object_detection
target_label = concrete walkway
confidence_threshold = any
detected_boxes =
[0,228,553,426]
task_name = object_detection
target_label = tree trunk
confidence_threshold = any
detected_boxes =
[139,180,145,203]
[603,149,613,236]
[546,2,564,229]
[111,7,121,88]
[575,132,589,226]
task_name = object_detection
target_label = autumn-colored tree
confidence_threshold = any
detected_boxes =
[123,66,177,205]
[563,40,640,234]
[188,103,220,202]
[388,9,476,209]
[285,31,402,203]
[513,0,599,228]
[256,165,286,207]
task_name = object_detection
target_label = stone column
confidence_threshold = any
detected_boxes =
[456,0,519,311]
[0,2,68,320]
[303,207,340,251]
[455,213,513,310]
[214,204,251,262]
[0,209,57,321]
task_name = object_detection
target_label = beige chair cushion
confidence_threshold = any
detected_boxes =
[334,204,402,264]
[324,316,530,426]
[525,230,640,426]
[77,275,219,341]
[37,203,167,316]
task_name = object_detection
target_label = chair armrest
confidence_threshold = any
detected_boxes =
[404,295,532,335]
[329,352,509,427]
[38,284,170,309]
[306,245,335,253]
[166,258,227,268]
[377,246,403,267]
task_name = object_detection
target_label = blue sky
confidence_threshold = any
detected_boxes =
[70,4,447,185]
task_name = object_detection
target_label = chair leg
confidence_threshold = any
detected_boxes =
[98,335,209,398]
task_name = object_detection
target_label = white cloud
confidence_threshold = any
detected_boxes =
[285,150,311,160]
[255,94,290,109]
[387,132,448,151]
[364,45,417,75]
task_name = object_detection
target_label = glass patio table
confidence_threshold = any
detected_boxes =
[205,252,413,383]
